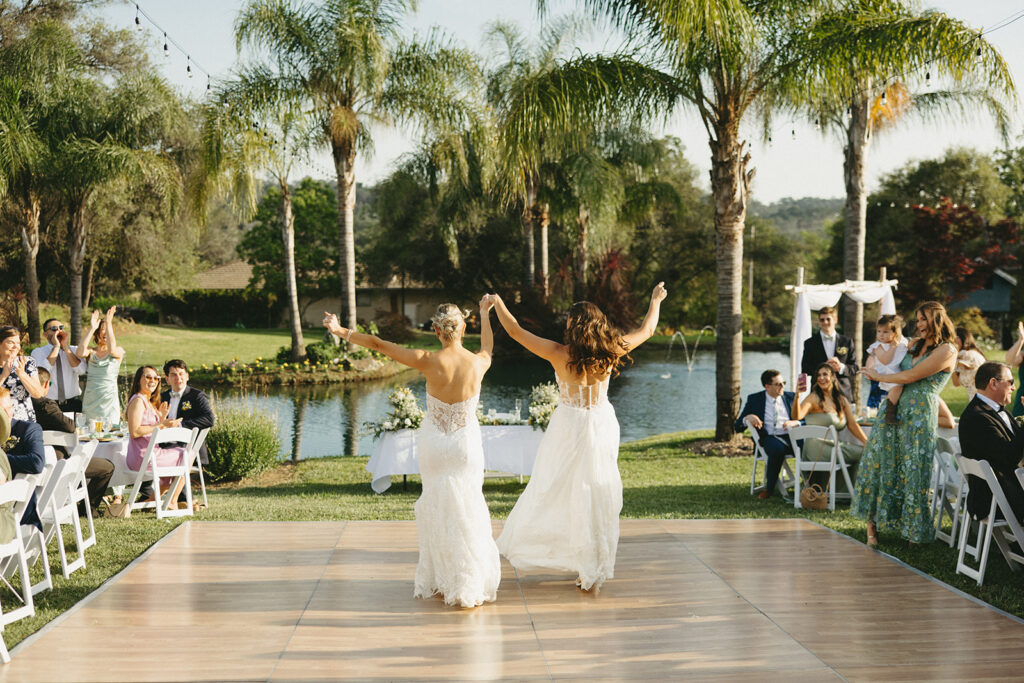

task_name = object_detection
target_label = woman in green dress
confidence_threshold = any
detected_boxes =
[855,301,957,547]
[791,363,868,482]
[76,307,126,425]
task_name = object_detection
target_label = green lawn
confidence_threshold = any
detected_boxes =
[7,429,1021,651]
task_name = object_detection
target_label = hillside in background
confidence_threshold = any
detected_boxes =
[749,197,844,236]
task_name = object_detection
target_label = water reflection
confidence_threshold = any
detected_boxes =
[213,349,789,459]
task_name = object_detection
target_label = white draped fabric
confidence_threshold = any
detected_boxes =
[790,281,896,389]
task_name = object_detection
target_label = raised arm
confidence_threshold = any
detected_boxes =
[478,295,494,363]
[75,310,101,360]
[791,393,814,421]
[490,295,564,364]
[620,282,667,352]
[104,306,124,360]
[322,313,431,372]
[1006,321,1024,366]
[862,343,956,384]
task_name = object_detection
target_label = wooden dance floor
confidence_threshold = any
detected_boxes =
[2,519,1023,681]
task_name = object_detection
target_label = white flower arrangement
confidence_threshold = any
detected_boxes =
[528,382,560,431]
[364,387,425,439]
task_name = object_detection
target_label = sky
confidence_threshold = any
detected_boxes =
[103,0,1024,204]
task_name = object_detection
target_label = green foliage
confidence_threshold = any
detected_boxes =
[301,341,344,365]
[948,307,994,342]
[150,289,280,328]
[91,296,157,324]
[237,178,340,299]
[205,407,282,481]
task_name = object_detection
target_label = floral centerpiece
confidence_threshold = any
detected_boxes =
[363,387,424,439]
[528,382,559,431]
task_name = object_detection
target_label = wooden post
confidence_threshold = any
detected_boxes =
[791,267,804,391]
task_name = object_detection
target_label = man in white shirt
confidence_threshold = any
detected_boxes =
[736,369,798,500]
[29,318,85,413]
[801,305,858,401]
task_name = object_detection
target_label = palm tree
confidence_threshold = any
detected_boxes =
[485,18,677,299]
[234,0,482,330]
[197,82,315,361]
[49,73,182,343]
[578,0,829,441]
[783,2,1015,395]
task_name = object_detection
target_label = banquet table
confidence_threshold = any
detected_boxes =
[366,425,545,493]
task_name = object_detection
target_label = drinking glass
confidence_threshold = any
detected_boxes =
[92,419,103,434]
[514,399,522,420]
[75,414,86,436]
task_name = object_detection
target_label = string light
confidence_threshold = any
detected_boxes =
[186,56,192,78]
[135,4,141,30]
[925,71,930,88]
[162,33,169,58]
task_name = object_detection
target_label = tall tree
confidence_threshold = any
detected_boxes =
[48,73,182,343]
[577,0,825,441]
[234,0,481,330]
[786,1,1015,401]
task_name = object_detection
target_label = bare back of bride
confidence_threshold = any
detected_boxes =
[324,299,500,608]
[488,284,667,591]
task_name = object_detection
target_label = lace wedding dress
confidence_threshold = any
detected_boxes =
[413,393,501,607]
[496,376,622,591]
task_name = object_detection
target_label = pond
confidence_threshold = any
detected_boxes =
[213,349,790,459]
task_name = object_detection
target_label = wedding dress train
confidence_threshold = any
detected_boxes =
[496,376,622,591]
[413,393,501,607]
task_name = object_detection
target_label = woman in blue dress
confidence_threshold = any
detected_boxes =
[855,301,957,546]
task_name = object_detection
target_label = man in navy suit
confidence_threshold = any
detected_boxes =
[736,369,797,499]
[801,305,858,401]
[161,360,214,465]
[957,361,1024,523]
[0,388,44,530]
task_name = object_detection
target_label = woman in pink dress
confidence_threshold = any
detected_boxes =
[126,365,185,502]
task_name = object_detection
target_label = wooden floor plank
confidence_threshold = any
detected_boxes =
[0,519,1019,682]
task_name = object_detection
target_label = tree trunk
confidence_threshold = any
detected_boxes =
[521,174,537,292]
[68,205,88,345]
[333,143,358,330]
[280,181,306,361]
[843,88,872,410]
[18,197,41,344]
[539,202,550,300]
[709,116,752,443]
[575,204,589,301]
[83,257,95,312]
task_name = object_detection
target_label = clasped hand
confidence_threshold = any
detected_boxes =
[322,312,349,339]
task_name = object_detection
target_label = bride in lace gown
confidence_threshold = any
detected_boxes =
[488,283,667,591]
[323,300,500,608]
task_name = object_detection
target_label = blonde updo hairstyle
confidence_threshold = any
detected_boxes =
[431,303,470,343]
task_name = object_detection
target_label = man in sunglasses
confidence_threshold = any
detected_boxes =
[29,319,85,413]
[736,369,798,500]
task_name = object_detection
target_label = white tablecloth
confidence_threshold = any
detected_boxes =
[89,437,138,488]
[366,425,545,493]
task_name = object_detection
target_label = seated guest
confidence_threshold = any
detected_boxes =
[161,359,214,466]
[0,326,45,422]
[0,388,44,531]
[957,361,1024,523]
[126,366,185,505]
[29,318,86,413]
[30,368,74,434]
[0,403,17,544]
[792,363,869,490]
[31,369,113,517]
[736,369,796,500]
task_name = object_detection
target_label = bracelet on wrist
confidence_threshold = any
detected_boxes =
[344,328,353,342]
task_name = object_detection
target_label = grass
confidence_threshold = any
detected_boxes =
[8,429,1022,651]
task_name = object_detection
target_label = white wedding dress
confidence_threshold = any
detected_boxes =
[496,375,622,591]
[413,393,501,608]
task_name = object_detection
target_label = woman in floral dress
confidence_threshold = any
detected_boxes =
[855,301,957,546]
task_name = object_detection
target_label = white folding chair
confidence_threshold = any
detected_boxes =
[0,479,39,663]
[125,427,200,519]
[41,432,97,550]
[790,424,854,511]
[746,426,795,498]
[932,437,966,547]
[190,428,210,508]
[955,456,1024,586]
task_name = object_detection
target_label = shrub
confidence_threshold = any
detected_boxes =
[375,312,414,343]
[205,408,281,481]
[304,341,343,364]
[93,296,158,324]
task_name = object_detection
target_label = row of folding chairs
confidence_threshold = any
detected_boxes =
[748,425,857,510]
[953,457,1024,586]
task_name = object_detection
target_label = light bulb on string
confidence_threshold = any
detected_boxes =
[814,117,820,131]
[163,33,169,58]
[925,71,931,88]
[187,56,193,78]
[135,4,141,30]
[880,89,887,105]
[976,46,982,60]
[767,134,772,144]
[206,77,211,93]
[791,129,796,140]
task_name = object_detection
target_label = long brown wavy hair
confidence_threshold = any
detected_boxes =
[129,365,162,409]
[910,301,956,356]
[811,363,846,413]
[564,302,629,377]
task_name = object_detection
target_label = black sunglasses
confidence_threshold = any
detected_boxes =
[47,325,64,331]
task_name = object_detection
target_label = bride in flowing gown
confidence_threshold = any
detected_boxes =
[323,299,500,608]
[488,283,667,591]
